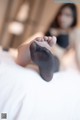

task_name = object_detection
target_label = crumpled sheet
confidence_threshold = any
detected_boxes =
[0,51,80,120]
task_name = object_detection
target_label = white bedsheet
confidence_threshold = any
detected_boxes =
[0,51,80,120]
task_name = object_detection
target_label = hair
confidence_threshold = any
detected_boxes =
[50,3,77,28]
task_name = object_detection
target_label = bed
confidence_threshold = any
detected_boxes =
[0,49,80,120]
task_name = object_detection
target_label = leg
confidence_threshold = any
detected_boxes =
[16,43,31,67]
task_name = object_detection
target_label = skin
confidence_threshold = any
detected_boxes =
[50,7,80,70]
[16,36,57,67]
[16,7,80,71]
[58,7,74,29]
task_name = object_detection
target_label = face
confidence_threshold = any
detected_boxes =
[58,7,74,29]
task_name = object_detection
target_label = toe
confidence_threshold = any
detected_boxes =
[48,36,57,47]
[36,37,44,42]
[43,36,48,41]
[48,37,52,43]
[52,36,57,44]
[30,42,37,52]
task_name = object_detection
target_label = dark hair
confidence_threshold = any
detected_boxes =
[50,3,77,28]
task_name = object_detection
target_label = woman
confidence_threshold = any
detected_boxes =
[16,3,80,81]
[46,3,80,70]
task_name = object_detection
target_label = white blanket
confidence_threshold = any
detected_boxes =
[0,51,80,120]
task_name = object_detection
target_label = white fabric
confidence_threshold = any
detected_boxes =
[0,51,80,120]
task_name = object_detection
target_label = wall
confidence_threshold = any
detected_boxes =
[0,0,80,48]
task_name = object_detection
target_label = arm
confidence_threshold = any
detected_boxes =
[74,29,80,70]
[75,44,80,71]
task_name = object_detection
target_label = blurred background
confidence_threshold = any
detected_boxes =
[0,0,80,49]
